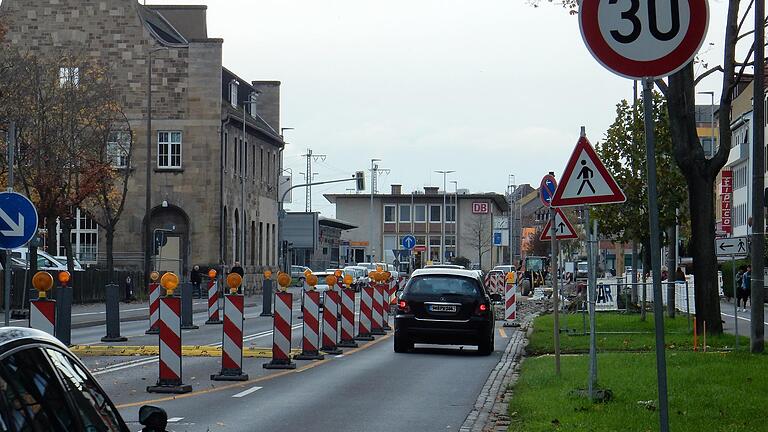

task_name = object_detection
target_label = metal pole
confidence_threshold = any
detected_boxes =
[586,205,597,398]
[442,173,446,263]
[733,254,738,349]
[551,207,560,375]
[369,159,378,262]
[751,0,766,353]
[242,101,246,265]
[4,123,14,326]
[144,51,154,287]
[642,77,670,432]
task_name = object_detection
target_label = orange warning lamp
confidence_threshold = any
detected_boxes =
[343,274,353,287]
[306,273,319,289]
[376,265,383,272]
[160,272,180,296]
[32,271,53,298]
[264,270,273,279]
[150,271,160,282]
[303,268,312,277]
[384,271,392,281]
[57,271,71,286]
[506,272,516,283]
[326,275,338,288]
[277,272,291,291]
[334,269,342,278]
[208,269,217,279]
[226,273,242,294]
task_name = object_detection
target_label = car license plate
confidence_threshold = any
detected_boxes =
[429,304,457,313]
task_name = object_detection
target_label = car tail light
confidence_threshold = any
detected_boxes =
[475,302,490,315]
[397,300,410,313]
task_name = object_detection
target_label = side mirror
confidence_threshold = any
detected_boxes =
[139,405,168,432]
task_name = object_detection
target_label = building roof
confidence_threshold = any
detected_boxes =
[324,192,509,212]
[319,216,357,231]
[221,68,284,144]
[147,5,208,40]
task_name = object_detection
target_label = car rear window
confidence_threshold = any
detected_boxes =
[406,276,481,297]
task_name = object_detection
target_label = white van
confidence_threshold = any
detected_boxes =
[11,248,67,271]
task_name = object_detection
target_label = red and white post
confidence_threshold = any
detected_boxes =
[321,290,343,354]
[338,286,358,348]
[147,286,192,394]
[371,282,385,335]
[381,280,392,331]
[503,275,519,327]
[264,291,296,369]
[30,296,56,336]
[145,280,161,334]
[296,290,324,360]
[356,285,375,341]
[205,277,222,325]
[212,291,248,381]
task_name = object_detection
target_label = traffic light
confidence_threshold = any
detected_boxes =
[355,171,365,191]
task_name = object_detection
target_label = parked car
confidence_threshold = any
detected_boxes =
[54,256,85,271]
[343,266,368,290]
[0,327,168,431]
[394,267,495,355]
[291,265,310,286]
[11,248,69,272]
[576,261,588,280]
[492,264,516,275]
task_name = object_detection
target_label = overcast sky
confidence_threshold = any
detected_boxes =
[62,1,744,215]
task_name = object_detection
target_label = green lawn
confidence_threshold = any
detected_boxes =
[527,312,749,354]
[509,352,768,432]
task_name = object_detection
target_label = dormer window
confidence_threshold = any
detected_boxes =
[248,92,258,116]
[230,80,239,108]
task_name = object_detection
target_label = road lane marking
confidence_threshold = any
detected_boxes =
[721,312,768,325]
[499,327,508,338]
[232,386,263,398]
[209,323,303,348]
[167,417,184,423]
[335,354,345,358]
[115,333,392,409]
[92,357,158,376]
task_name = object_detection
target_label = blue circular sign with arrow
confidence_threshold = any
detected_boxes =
[402,234,416,251]
[0,192,38,249]
[540,174,558,208]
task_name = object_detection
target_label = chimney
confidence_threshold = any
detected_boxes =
[424,186,439,194]
[391,184,402,195]
[250,81,281,133]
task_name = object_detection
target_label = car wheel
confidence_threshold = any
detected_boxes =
[478,333,494,356]
[394,334,412,353]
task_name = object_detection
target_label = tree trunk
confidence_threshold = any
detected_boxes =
[106,226,115,283]
[631,240,638,303]
[45,216,57,256]
[666,225,676,318]
[687,175,723,334]
[61,218,75,275]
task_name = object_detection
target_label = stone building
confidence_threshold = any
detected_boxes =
[0,1,285,284]
[325,185,508,271]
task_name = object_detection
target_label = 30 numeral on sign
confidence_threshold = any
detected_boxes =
[608,0,681,44]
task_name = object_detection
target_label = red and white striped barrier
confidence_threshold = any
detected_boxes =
[264,291,296,369]
[503,279,519,327]
[390,278,399,306]
[296,290,324,360]
[212,293,248,381]
[371,282,385,335]
[145,281,160,334]
[321,290,342,354]
[339,287,358,348]
[147,295,191,394]
[205,278,222,325]
[30,298,56,336]
[381,281,392,331]
[356,285,375,341]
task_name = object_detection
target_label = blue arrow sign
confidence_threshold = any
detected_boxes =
[493,232,502,246]
[0,192,38,250]
[540,174,558,207]
[402,234,416,250]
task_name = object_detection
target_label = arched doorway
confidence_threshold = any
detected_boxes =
[148,205,190,277]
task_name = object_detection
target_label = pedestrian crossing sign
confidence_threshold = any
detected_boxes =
[550,135,626,207]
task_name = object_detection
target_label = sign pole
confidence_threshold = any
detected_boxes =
[551,206,560,375]
[733,253,738,350]
[4,123,14,327]
[642,77,670,432]
[586,205,597,398]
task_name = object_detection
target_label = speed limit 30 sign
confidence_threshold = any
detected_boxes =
[579,0,709,79]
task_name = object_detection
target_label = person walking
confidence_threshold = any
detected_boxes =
[190,265,202,299]
[738,265,751,312]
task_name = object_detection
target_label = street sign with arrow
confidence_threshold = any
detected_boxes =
[0,192,38,250]
[539,208,578,241]
[715,236,748,258]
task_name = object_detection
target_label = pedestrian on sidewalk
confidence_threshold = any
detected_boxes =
[738,265,751,312]
[190,265,202,299]
[124,275,135,302]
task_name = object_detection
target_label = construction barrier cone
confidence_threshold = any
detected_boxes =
[205,269,223,325]
[381,272,392,331]
[503,272,520,328]
[147,272,192,394]
[339,275,358,348]
[370,278,385,336]
[29,272,55,336]
[296,272,324,360]
[146,271,161,334]
[264,272,296,369]
[356,283,375,341]
[212,273,248,381]
[321,275,343,355]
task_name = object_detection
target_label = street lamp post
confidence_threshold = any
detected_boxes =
[436,170,455,264]
[450,180,458,258]
[370,159,381,262]
[144,46,167,286]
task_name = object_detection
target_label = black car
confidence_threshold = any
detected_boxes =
[394,268,495,355]
[0,327,168,432]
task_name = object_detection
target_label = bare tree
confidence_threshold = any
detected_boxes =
[462,215,493,269]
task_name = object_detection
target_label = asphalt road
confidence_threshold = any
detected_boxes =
[719,300,768,337]
[74,310,514,432]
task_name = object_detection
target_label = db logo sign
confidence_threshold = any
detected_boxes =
[472,202,489,214]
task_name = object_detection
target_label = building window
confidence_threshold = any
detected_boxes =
[414,205,426,222]
[107,131,130,168]
[399,205,411,223]
[252,144,257,181]
[230,82,238,108]
[260,148,265,182]
[234,138,239,175]
[384,205,396,223]
[446,204,456,223]
[249,93,258,115]
[158,131,182,169]
[430,205,441,222]
[59,66,79,87]
[57,209,98,264]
